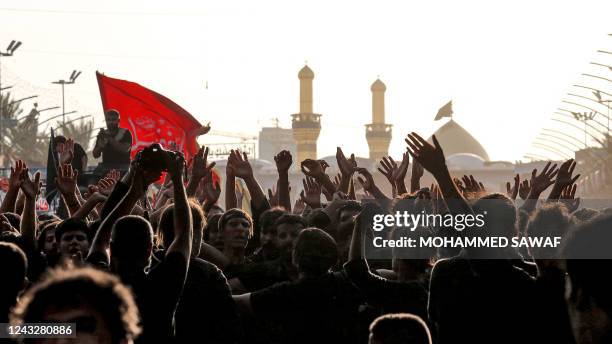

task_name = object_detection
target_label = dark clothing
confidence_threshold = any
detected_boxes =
[234,256,294,291]
[428,255,551,344]
[175,257,243,344]
[71,143,87,184]
[87,251,188,344]
[101,128,132,165]
[250,272,370,344]
[343,259,429,320]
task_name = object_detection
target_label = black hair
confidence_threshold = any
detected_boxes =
[54,218,89,243]
[11,267,141,343]
[159,199,206,256]
[218,208,253,237]
[293,227,338,276]
[369,313,431,344]
[110,216,154,263]
[562,213,612,317]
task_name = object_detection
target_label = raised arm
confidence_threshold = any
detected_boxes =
[355,168,389,200]
[55,164,81,216]
[336,147,356,194]
[410,159,424,194]
[547,159,579,201]
[187,146,216,198]
[520,162,558,214]
[18,169,41,250]
[72,192,107,221]
[1,160,26,213]
[405,133,471,215]
[230,149,269,210]
[225,152,238,210]
[165,152,193,261]
[88,162,152,264]
[377,156,398,198]
[274,150,293,211]
[301,159,336,195]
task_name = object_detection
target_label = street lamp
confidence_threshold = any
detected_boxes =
[52,70,81,125]
[0,39,22,166]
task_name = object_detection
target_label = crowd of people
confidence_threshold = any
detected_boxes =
[0,128,610,344]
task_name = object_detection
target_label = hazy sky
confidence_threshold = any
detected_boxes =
[1,0,611,161]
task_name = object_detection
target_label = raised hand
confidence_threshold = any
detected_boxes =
[548,159,580,201]
[58,138,75,165]
[393,152,410,188]
[192,146,216,180]
[55,164,78,196]
[274,150,293,173]
[355,168,375,193]
[555,159,579,188]
[293,198,306,215]
[300,159,325,179]
[506,174,520,200]
[105,169,121,182]
[336,147,356,177]
[560,183,580,213]
[9,160,27,191]
[164,151,186,180]
[267,185,279,206]
[97,177,116,196]
[528,162,558,197]
[519,179,530,200]
[461,175,485,199]
[228,149,253,180]
[202,171,221,205]
[405,133,446,178]
[378,156,398,187]
[19,169,41,199]
[300,177,322,209]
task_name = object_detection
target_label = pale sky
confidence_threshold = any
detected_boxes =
[1,0,611,162]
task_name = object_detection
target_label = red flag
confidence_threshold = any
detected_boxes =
[96,72,202,161]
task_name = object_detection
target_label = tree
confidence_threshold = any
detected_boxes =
[56,118,95,152]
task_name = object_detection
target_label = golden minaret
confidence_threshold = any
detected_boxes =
[366,78,392,161]
[292,65,321,164]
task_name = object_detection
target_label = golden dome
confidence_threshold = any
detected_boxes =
[371,78,386,92]
[429,119,490,161]
[298,65,314,79]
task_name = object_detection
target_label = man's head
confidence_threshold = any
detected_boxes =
[219,208,253,250]
[11,267,141,344]
[527,203,574,258]
[38,220,60,255]
[206,204,225,218]
[562,213,612,344]
[110,216,154,270]
[104,109,120,131]
[55,219,90,260]
[275,214,307,252]
[472,193,517,238]
[259,207,287,250]
[0,242,27,307]
[204,213,222,247]
[159,200,206,257]
[292,227,338,277]
[369,313,432,344]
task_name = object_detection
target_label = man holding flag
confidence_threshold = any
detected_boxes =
[96,72,211,171]
[92,109,132,176]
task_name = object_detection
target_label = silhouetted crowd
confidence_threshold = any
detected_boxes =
[0,132,610,344]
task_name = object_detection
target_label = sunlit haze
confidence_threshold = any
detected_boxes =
[2,0,611,161]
